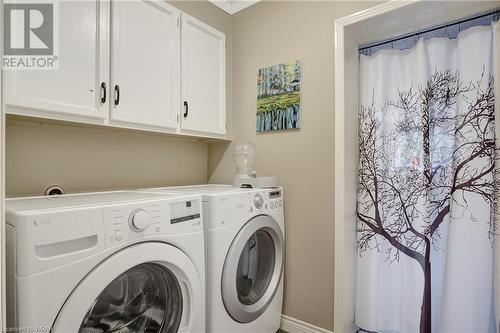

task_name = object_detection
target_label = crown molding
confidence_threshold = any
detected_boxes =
[209,0,260,15]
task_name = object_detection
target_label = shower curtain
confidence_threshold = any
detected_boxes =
[356,23,497,333]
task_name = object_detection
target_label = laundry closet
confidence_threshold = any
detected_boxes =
[2,1,500,333]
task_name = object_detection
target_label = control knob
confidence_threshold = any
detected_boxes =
[253,194,264,209]
[129,209,150,232]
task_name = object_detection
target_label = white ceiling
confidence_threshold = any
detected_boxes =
[208,0,261,15]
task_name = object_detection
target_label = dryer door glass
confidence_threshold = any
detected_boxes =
[222,215,284,323]
[79,263,183,333]
[236,229,275,305]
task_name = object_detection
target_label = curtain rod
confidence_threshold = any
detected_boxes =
[359,8,500,53]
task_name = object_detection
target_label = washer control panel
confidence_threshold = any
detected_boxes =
[103,197,202,248]
[170,199,200,224]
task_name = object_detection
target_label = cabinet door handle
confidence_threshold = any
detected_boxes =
[100,82,106,104]
[114,85,120,106]
[183,101,189,118]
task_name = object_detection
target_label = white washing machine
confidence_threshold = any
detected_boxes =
[6,191,206,333]
[139,185,285,333]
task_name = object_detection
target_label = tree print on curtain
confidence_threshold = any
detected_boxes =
[357,68,496,333]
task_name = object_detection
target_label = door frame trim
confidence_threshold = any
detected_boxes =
[333,4,418,331]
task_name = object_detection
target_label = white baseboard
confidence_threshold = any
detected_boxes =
[280,314,334,333]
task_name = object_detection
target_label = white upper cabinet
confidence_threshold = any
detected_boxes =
[4,1,228,139]
[4,1,110,121]
[110,0,180,130]
[180,14,226,136]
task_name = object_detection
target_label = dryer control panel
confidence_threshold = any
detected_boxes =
[269,189,281,199]
[205,187,284,229]
[266,189,283,210]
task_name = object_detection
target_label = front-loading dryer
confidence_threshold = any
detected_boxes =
[6,191,205,333]
[139,185,285,333]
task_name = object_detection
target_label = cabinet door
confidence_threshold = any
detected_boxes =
[180,14,226,136]
[110,0,180,130]
[4,1,110,121]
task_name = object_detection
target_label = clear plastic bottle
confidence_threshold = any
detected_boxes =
[233,141,257,178]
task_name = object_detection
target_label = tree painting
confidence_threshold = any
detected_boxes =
[357,69,496,333]
[256,61,301,132]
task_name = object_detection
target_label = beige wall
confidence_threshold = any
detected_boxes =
[6,1,232,197]
[208,1,376,330]
[6,118,208,196]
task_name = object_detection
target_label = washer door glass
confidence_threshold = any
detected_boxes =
[79,263,183,333]
[236,229,276,305]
